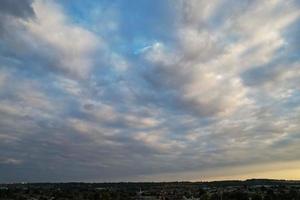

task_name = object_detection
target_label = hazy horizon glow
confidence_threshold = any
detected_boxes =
[0,0,300,182]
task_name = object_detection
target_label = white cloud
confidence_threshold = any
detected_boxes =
[0,158,22,165]
[134,130,184,153]
[23,0,100,78]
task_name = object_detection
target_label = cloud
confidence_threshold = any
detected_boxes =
[141,15,248,118]
[0,158,22,165]
[0,0,300,182]
[0,0,34,19]
[24,0,100,78]
[0,0,100,79]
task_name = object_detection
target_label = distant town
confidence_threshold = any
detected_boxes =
[1,179,300,200]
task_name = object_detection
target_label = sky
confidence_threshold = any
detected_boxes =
[0,0,300,183]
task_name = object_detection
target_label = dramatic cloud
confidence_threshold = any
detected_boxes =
[0,0,300,182]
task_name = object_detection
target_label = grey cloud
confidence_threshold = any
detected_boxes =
[0,0,34,37]
[282,19,300,61]
[0,0,34,19]
[241,62,284,86]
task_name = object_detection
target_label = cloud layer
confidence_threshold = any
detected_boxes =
[0,0,300,182]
